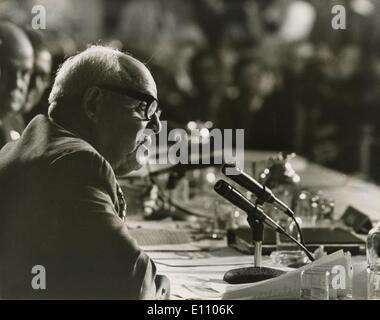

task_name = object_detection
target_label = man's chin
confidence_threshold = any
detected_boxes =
[114,153,148,176]
[114,161,142,176]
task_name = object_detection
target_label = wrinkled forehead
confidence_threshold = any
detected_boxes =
[118,55,157,99]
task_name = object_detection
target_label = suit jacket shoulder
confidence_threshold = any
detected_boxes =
[0,115,168,299]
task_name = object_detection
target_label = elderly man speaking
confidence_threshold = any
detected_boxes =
[0,46,169,299]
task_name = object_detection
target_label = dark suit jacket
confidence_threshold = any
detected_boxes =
[0,115,167,299]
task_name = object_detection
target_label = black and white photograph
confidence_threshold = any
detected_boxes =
[0,0,380,308]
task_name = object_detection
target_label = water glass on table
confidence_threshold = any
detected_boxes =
[300,267,331,300]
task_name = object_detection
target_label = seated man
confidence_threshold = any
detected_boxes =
[0,46,169,299]
[0,21,34,146]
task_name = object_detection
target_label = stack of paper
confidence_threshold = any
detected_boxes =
[223,250,353,300]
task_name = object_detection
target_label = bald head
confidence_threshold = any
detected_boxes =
[0,21,34,116]
[48,46,156,109]
[118,54,157,97]
[0,22,33,61]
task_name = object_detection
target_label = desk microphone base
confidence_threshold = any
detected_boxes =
[223,212,287,284]
[223,266,286,284]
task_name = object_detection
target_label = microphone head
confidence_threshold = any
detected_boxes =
[221,163,272,204]
[214,179,232,197]
[214,179,265,221]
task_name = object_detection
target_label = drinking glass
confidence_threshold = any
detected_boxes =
[300,267,330,300]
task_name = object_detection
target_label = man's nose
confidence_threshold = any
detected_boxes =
[146,112,162,135]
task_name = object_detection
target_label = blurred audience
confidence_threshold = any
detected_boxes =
[0,21,33,147]
[218,52,294,151]
[165,49,226,126]
[1,0,380,183]
[298,44,365,172]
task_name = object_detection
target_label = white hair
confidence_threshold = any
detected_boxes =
[48,45,133,108]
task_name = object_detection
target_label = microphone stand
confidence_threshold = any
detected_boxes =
[224,200,286,284]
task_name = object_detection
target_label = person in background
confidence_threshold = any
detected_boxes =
[0,21,33,147]
[180,49,226,125]
[219,52,294,151]
[21,27,52,124]
[0,46,169,299]
[299,44,365,173]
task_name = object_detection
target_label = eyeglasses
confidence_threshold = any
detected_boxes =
[98,85,161,121]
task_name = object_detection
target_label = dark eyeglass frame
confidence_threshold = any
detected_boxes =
[98,84,160,121]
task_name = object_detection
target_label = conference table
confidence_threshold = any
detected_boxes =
[121,150,380,299]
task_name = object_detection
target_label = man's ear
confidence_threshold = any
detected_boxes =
[82,86,102,124]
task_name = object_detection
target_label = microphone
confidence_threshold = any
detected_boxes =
[214,180,285,234]
[221,164,294,217]
[214,179,314,262]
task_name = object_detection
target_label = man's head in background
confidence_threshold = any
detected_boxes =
[0,21,34,117]
[22,27,52,114]
[233,54,276,99]
[48,46,161,176]
[189,49,224,95]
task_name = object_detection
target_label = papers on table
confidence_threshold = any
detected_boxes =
[128,227,193,246]
[155,254,260,267]
[223,250,353,300]
[142,243,203,252]
[152,248,294,300]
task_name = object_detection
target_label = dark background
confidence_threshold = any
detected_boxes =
[2,0,380,183]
